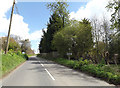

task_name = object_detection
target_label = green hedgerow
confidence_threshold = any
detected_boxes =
[109,75,120,84]
[102,65,113,73]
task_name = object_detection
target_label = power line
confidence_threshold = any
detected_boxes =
[15,3,20,15]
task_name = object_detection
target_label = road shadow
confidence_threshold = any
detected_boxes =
[31,62,40,64]
[27,66,45,72]
[39,61,56,64]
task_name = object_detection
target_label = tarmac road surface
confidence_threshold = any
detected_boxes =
[2,56,114,86]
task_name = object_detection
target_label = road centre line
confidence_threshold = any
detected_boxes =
[37,59,55,80]
[45,69,55,81]
[37,60,44,67]
[41,63,44,67]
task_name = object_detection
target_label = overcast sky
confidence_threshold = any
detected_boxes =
[0,0,111,54]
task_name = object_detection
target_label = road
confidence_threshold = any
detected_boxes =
[2,56,114,86]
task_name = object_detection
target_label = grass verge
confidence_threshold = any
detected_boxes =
[1,53,27,78]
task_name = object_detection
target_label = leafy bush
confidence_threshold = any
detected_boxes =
[102,65,113,73]
[79,59,89,66]
[109,75,120,84]
[7,49,15,56]
[73,61,80,69]
[16,51,22,56]
[99,58,106,66]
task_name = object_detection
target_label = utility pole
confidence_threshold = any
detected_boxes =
[5,0,15,54]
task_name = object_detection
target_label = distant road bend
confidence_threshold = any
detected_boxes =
[2,56,114,86]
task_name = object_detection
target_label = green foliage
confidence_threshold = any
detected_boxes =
[16,50,22,56]
[102,65,113,73]
[2,37,21,51]
[106,0,120,30]
[47,2,69,27]
[100,58,106,65]
[39,13,63,53]
[2,36,34,55]
[39,2,70,53]
[21,39,34,55]
[78,58,89,67]
[2,52,27,77]
[53,19,93,58]
[108,33,120,64]
[96,58,106,67]
[7,49,15,56]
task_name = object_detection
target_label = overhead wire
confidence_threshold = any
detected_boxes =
[14,1,20,15]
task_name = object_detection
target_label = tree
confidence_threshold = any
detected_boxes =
[46,13,63,52]
[39,29,48,53]
[39,2,69,53]
[52,25,77,57]
[53,19,93,59]
[106,0,120,30]
[91,17,102,63]
[76,19,93,58]
[109,32,120,64]
[2,37,21,52]
[39,13,63,53]
[101,17,111,65]
[47,2,69,27]
[91,16,112,64]
[20,39,33,54]
[10,35,21,44]
[106,0,120,64]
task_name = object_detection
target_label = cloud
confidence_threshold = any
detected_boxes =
[0,13,45,54]
[0,0,13,35]
[11,14,30,39]
[30,28,47,54]
[0,17,9,34]
[0,0,46,54]
[0,0,13,18]
[0,14,30,39]
[69,0,111,21]
[29,28,47,41]
[0,0,46,39]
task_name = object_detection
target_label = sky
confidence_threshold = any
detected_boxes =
[0,0,111,54]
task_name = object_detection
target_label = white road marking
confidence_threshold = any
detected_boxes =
[37,59,55,80]
[45,69,55,81]
[41,64,44,67]
[37,61,44,67]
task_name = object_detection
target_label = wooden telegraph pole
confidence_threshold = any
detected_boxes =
[5,0,15,54]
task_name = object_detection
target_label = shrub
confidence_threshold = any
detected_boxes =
[23,54,29,60]
[16,51,22,56]
[102,65,113,73]
[7,49,15,56]
[97,71,106,78]
[99,58,106,67]
[73,61,79,69]
[78,58,89,66]
[66,60,75,67]
[109,75,120,84]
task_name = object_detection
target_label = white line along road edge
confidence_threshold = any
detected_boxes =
[45,69,55,81]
